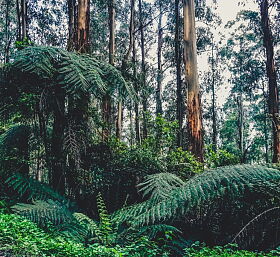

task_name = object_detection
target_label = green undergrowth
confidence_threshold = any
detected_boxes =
[185,242,280,257]
[0,213,278,257]
[0,213,168,257]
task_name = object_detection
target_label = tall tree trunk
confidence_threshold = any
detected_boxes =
[133,29,141,143]
[77,0,90,53]
[16,0,21,40]
[50,86,66,194]
[4,0,11,63]
[175,0,183,147]
[65,0,91,197]
[183,0,204,161]
[21,0,27,39]
[237,93,244,163]
[102,0,116,140]
[67,0,76,51]
[260,0,280,163]
[211,36,217,151]
[138,0,148,139]
[262,81,269,163]
[108,0,115,65]
[156,0,163,116]
[122,0,135,69]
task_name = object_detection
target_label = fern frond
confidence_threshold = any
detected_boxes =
[5,46,134,101]
[115,165,280,227]
[232,207,280,249]
[12,200,73,226]
[138,172,186,202]
[73,212,102,241]
[5,173,67,202]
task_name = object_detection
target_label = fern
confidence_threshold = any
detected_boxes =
[138,172,186,202]
[232,207,280,249]
[5,173,67,203]
[12,199,73,226]
[5,46,135,101]
[115,165,280,227]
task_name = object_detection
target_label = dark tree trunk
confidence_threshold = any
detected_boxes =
[16,0,21,40]
[138,0,148,139]
[21,0,27,39]
[50,86,66,194]
[183,0,204,162]
[156,0,163,116]
[260,0,280,163]
[4,0,11,63]
[67,0,76,51]
[175,0,183,147]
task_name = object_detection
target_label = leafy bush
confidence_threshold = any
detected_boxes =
[184,242,279,257]
[205,145,239,168]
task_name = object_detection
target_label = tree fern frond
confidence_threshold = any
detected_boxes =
[5,46,132,101]
[138,172,186,202]
[73,212,102,240]
[115,165,280,227]
[232,207,280,249]
[5,173,67,203]
[12,200,73,226]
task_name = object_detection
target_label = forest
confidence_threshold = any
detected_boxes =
[0,0,279,256]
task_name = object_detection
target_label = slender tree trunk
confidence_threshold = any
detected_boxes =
[175,0,183,147]
[4,0,11,63]
[16,0,21,40]
[237,93,244,163]
[67,0,76,51]
[122,0,135,69]
[262,82,269,162]
[21,0,27,39]
[183,0,204,161]
[138,0,148,139]
[102,0,116,140]
[211,37,217,151]
[108,0,115,65]
[156,0,163,116]
[260,0,280,163]
[50,87,66,194]
[133,31,141,143]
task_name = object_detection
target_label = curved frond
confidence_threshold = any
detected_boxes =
[12,200,73,226]
[138,172,186,202]
[115,165,280,227]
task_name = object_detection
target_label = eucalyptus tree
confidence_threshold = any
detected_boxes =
[183,0,204,162]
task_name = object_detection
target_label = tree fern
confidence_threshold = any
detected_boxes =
[12,199,73,226]
[115,165,280,227]
[138,172,186,202]
[5,173,67,203]
[4,46,135,101]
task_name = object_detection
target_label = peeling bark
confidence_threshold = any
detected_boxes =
[183,0,204,161]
